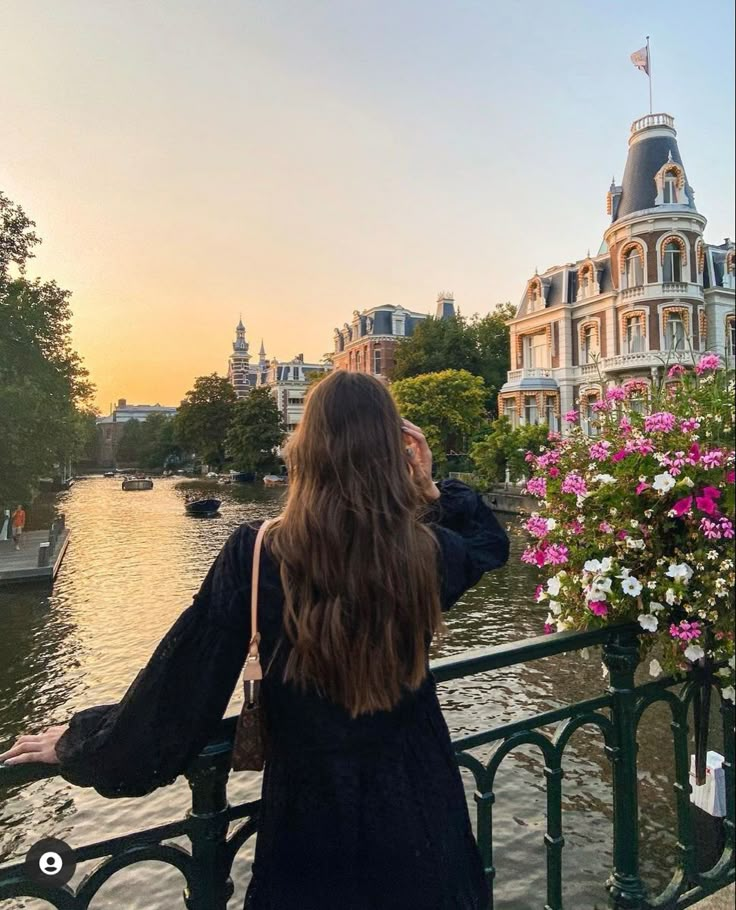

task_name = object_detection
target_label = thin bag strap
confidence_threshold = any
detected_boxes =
[243,519,272,681]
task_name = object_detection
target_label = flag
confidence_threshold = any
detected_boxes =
[631,46,649,75]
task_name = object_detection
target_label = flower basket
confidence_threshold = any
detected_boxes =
[522,354,735,783]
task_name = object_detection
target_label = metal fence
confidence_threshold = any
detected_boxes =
[0,625,733,909]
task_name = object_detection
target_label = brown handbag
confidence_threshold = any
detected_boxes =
[231,519,272,772]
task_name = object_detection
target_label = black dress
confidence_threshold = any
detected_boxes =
[56,480,509,910]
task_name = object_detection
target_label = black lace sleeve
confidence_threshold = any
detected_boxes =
[430,479,510,612]
[55,525,256,798]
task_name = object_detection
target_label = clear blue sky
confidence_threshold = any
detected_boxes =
[3,0,734,408]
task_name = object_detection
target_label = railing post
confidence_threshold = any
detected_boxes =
[603,629,647,910]
[184,745,234,910]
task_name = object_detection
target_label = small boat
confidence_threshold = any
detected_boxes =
[103,471,115,478]
[230,471,255,483]
[185,498,222,517]
[263,474,288,487]
[122,477,154,491]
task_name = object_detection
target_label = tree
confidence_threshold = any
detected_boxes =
[0,193,94,507]
[226,387,285,474]
[391,305,515,416]
[174,374,237,469]
[306,370,330,388]
[116,419,145,464]
[391,370,487,474]
[470,417,550,486]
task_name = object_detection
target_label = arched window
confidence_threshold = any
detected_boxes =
[581,268,593,297]
[624,248,644,287]
[664,310,687,352]
[373,347,382,375]
[663,241,682,283]
[503,397,518,429]
[662,172,678,204]
[579,321,599,364]
[624,313,646,354]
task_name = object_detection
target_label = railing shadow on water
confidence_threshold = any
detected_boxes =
[0,625,733,910]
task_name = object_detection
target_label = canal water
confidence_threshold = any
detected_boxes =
[0,477,705,909]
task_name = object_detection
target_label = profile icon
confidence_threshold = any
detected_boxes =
[25,837,75,887]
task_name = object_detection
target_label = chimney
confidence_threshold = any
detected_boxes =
[117,398,127,408]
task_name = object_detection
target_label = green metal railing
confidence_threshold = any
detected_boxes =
[0,625,733,909]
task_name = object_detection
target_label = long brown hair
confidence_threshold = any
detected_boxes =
[267,370,442,716]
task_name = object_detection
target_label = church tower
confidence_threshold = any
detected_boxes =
[228,317,252,399]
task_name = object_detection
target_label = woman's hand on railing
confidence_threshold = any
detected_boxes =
[0,724,68,765]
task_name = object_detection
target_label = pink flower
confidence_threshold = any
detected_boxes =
[526,477,547,498]
[619,417,632,435]
[549,467,560,479]
[681,419,700,434]
[612,449,628,462]
[589,441,611,461]
[534,585,544,602]
[588,600,608,617]
[561,473,587,496]
[569,520,584,535]
[605,386,626,401]
[624,379,649,397]
[644,412,676,433]
[591,400,610,413]
[686,442,701,464]
[702,450,725,468]
[695,353,722,374]
[700,517,722,540]
[701,486,721,501]
[525,516,551,539]
[727,470,735,484]
[616,530,629,540]
[720,518,735,539]
[672,497,693,517]
[670,620,702,642]
[636,481,650,495]
[564,410,579,423]
[544,622,555,635]
[522,546,546,567]
[525,452,535,464]
[668,364,686,378]
[598,521,614,533]
[545,544,569,566]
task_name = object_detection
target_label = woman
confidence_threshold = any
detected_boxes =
[1,371,509,909]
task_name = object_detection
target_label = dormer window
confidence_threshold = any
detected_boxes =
[576,261,599,300]
[392,311,406,336]
[662,173,677,204]
[663,241,682,283]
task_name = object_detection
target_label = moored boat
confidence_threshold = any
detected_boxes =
[263,474,288,487]
[122,478,154,491]
[230,471,255,483]
[185,498,222,517]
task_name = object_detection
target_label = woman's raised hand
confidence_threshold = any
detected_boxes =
[0,725,68,765]
[402,419,440,502]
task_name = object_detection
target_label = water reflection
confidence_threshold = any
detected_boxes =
[0,477,687,908]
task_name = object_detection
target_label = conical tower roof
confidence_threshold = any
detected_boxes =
[613,113,696,222]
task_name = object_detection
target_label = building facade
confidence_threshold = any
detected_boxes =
[227,318,269,398]
[96,400,178,466]
[499,112,735,434]
[257,355,329,432]
[331,293,457,378]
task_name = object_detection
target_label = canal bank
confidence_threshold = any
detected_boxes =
[0,477,731,909]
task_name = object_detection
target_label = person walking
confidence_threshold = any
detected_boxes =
[1,371,509,910]
[11,504,26,551]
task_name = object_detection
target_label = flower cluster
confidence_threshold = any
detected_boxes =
[522,354,735,701]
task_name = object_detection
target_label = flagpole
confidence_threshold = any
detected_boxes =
[647,36,652,113]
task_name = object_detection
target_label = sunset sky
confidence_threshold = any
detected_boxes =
[3,0,734,412]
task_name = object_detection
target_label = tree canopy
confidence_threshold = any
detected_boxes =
[116,414,182,470]
[174,374,237,469]
[226,387,285,474]
[0,192,95,508]
[470,418,550,485]
[391,304,515,415]
[391,369,487,473]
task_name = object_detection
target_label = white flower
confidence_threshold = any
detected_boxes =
[593,576,613,593]
[586,590,608,603]
[684,644,705,663]
[583,559,602,574]
[680,476,695,488]
[556,618,570,632]
[594,473,616,485]
[638,613,658,632]
[667,562,693,584]
[630,520,639,529]
[649,602,665,613]
[547,518,557,530]
[622,576,643,596]
[549,600,561,616]
[600,557,613,574]
[729,656,735,670]
[653,473,676,494]
[626,538,645,550]
[649,659,663,677]
[602,663,609,679]
[547,576,562,597]
[722,686,736,704]
[665,588,677,605]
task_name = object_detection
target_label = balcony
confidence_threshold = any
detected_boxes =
[603,349,697,373]
[506,367,552,382]
[631,112,675,134]
[617,283,703,305]
[0,626,732,909]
